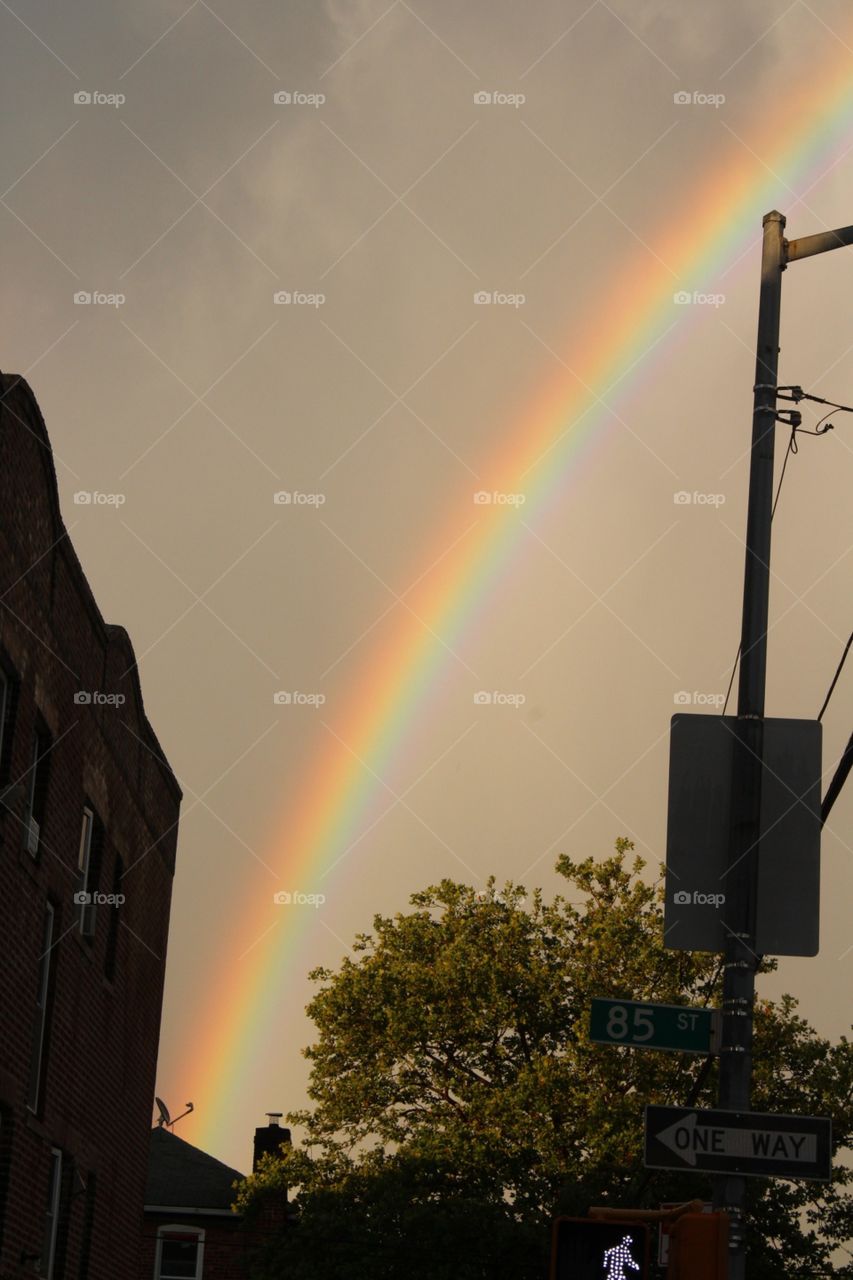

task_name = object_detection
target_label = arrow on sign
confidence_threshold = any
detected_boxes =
[657,1112,818,1168]
[645,1105,831,1180]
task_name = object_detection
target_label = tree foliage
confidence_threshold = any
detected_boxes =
[236,841,853,1277]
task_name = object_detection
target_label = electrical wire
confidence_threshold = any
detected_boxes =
[720,428,798,716]
[719,384,845,717]
[822,731,853,826]
[817,630,852,722]
[770,426,797,520]
[778,384,853,412]
[720,650,739,720]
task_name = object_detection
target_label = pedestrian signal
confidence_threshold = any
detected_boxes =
[551,1219,650,1279]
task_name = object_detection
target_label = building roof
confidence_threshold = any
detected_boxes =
[0,371,182,807]
[145,1127,245,1212]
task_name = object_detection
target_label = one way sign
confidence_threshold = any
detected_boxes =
[644,1106,831,1181]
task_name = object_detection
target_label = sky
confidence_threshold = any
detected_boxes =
[1,0,852,1174]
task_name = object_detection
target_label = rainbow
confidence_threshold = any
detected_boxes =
[182,43,853,1157]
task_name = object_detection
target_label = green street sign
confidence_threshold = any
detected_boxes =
[589,998,719,1055]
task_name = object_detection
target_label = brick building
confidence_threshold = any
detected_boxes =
[140,1118,290,1279]
[0,373,182,1275]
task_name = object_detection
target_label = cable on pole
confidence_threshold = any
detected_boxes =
[720,387,841,717]
[822,731,853,827]
[817,630,852,723]
[721,430,796,716]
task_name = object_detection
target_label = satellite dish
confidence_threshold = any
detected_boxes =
[155,1097,194,1129]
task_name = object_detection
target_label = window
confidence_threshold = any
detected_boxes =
[155,1227,204,1280]
[27,902,56,1112]
[76,808,93,933]
[23,726,51,857]
[75,807,103,938]
[41,1148,62,1278]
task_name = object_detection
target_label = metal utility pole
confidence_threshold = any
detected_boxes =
[713,209,785,1280]
[715,211,853,1278]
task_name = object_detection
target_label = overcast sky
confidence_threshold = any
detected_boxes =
[2,0,852,1172]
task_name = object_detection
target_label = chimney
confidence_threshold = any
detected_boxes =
[253,1112,291,1172]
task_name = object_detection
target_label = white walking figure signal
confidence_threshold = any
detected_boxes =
[601,1234,640,1279]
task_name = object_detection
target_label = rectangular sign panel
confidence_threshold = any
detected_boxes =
[589,998,718,1054]
[550,1219,650,1280]
[664,715,821,955]
[644,1105,831,1181]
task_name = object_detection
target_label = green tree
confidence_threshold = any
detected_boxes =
[236,841,853,1277]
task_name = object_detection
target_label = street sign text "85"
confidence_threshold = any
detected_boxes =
[589,998,718,1054]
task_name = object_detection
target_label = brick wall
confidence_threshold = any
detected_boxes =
[139,1209,289,1280]
[0,373,181,1278]
[140,1215,253,1280]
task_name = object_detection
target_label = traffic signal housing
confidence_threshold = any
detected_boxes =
[666,1211,728,1280]
[551,1218,650,1279]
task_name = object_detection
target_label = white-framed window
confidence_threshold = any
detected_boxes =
[76,807,96,936]
[27,902,55,1112]
[41,1147,62,1277]
[24,727,50,857]
[155,1226,205,1280]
